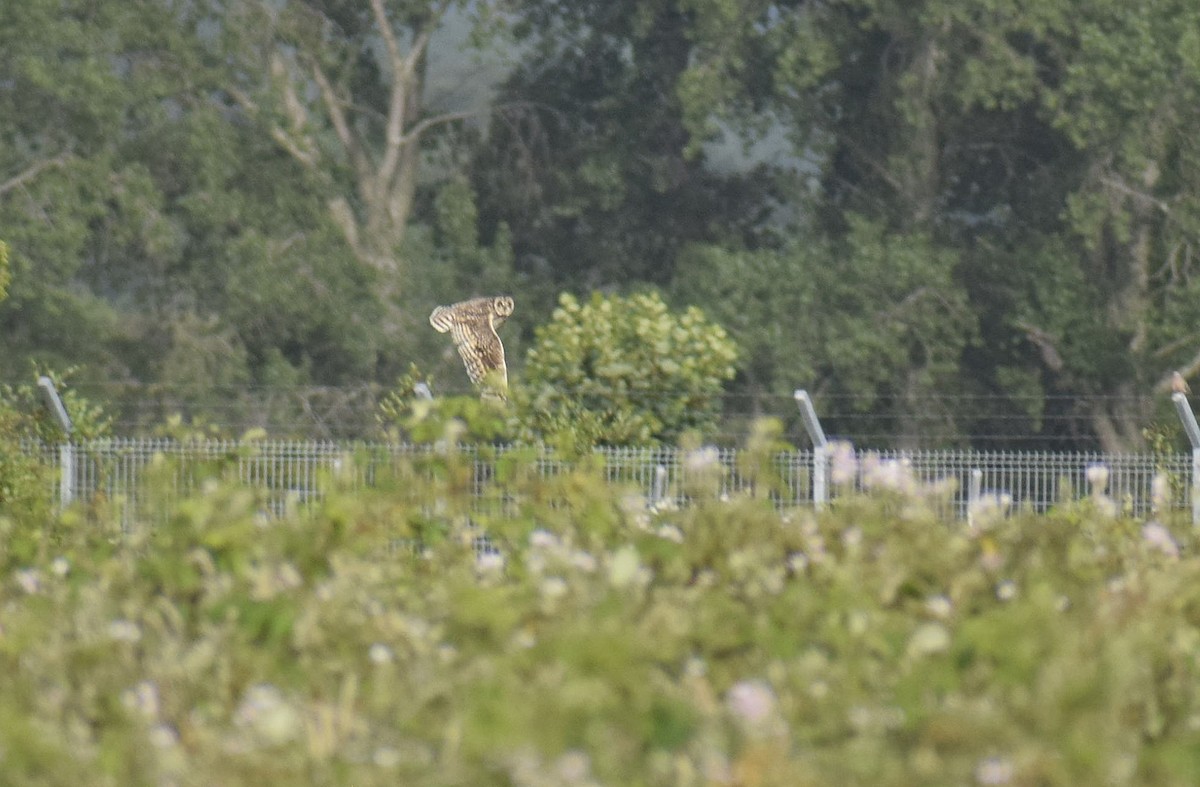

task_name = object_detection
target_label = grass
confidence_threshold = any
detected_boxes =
[1,440,1200,786]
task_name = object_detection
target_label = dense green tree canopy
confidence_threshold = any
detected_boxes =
[2,0,1199,448]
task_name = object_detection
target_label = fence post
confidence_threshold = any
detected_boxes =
[966,468,983,524]
[651,464,668,507]
[794,390,829,509]
[1171,392,1200,526]
[37,376,75,507]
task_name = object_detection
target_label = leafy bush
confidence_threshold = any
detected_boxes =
[0,401,52,528]
[0,366,112,444]
[522,291,738,448]
[0,367,112,530]
[3,430,1200,784]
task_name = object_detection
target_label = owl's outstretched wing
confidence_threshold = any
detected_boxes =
[448,320,507,389]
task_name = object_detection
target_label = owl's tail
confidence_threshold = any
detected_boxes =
[429,306,453,333]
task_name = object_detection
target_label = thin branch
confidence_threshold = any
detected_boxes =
[1015,320,1065,372]
[310,62,368,180]
[226,85,260,116]
[227,86,318,168]
[1100,175,1170,214]
[400,107,482,144]
[0,150,73,197]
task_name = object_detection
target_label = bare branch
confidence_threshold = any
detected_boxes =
[1015,320,1065,372]
[371,0,455,189]
[401,0,454,79]
[226,85,260,116]
[227,86,318,168]
[400,107,482,144]
[0,150,73,197]
[1100,175,1170,214]
[310,62,369,180]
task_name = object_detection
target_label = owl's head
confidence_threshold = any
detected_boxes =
[493,296,515,317]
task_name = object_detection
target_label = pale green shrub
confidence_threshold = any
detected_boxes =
[1,433,1200,785]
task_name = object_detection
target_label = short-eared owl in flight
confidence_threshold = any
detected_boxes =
[429,296,514,400]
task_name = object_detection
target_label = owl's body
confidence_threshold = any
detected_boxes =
[429,296,514,400]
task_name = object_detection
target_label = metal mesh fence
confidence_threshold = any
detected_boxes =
[864,448,1189,517]
[24,438,1195,523]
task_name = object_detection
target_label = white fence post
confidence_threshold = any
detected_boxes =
[967,468,983,526]
[37,376,75,508]
[794,390,829,509]
[1171,392,1200,526]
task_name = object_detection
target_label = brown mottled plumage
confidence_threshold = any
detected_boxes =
[429,296,514,400]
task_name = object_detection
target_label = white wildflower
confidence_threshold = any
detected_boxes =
[555,750,593,784]
[122,681,160,720]
[607,545,642,588]
[475,551,506,575]
[529,529,560,551]
[148,724,179,749]
[787,552,809,574]
[925,595,953,619]
[511,627,536,649]
[108,619,142,643]
[829,440,858,486]
[847,610,870,637]
[234,683,300,745]
[907,623,951,657]
[571,550,598,573]
[650,496,679,513]
[14,568,40,595]
[684,446,721,473]
[1092,494,1118,518]
[975,756,1014,785]
[51,557,70,577]
[1142,522,1180,559]
[655,523,684,543]
[726,680,776,728]
[1085,463,1109,495]
[995,580,1018,602]
[373,746,402,768]
[967,493,1011,532]
[368,643,394,665]
[619,494,652,529]
[540,576,569,602]
[861,454,919,495]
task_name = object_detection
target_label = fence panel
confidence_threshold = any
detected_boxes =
[26,438,1195,521]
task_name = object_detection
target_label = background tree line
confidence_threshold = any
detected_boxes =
[2,0,1199,450]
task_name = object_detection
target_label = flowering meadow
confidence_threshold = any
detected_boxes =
[2,437,1200,786]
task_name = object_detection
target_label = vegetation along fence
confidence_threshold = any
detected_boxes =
[24,438,1196,525]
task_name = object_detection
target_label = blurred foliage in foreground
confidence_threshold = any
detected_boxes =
[1,423,1199,785]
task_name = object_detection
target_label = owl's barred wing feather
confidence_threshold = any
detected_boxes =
[429,305,455,333]
[449,321,506,386]
[429,296,512,399]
